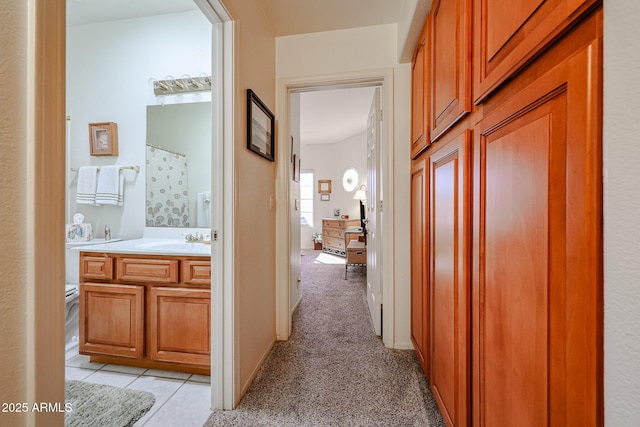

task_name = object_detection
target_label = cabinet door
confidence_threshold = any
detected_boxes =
[410,154,429,377]
[429,0,471,142]
[473,0,599,103]
[429,129,471,427]
[80,255,114,280]
[149,287,211,366]
[183,260,211,286]
[411,18,430,158]
[79,282,144,358]
[473,33,602,426]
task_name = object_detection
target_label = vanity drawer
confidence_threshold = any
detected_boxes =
[117,258,179,284]
[81,255,114,280]
[183,260,211,286]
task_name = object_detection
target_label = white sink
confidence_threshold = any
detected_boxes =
[132,239,211,255]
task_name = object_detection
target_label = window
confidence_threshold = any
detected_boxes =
[300,171,314,227]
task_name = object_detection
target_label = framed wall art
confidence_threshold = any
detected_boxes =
[318,180,332,194]
[247,89,275,162]
[89,122,118,156]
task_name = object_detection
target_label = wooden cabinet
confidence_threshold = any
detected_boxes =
[429,0,471,142]
[472,12,602,426]
[79,252,211,374]
[409,3,602,426]
[410,154,429,376]
[411,17,430,158]
[80,282,144,358]
[149,287,211,366]
[322,218,360,257]
[429,129,471,427]
[473,0,599,103]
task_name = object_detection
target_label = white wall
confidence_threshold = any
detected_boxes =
[603,1,640,425]
[66,11,211,239]
[277,24,413,348]
[300,133,368,249]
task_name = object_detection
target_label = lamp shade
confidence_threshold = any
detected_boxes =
[353,184,367,201]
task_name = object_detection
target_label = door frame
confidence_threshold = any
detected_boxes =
[194,0,236,410]
[275,68,397,348]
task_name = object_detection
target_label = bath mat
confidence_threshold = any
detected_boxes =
[65,380,155,427]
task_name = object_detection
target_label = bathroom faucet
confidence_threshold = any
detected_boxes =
[184,232,204,242]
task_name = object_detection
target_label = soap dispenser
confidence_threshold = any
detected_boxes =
[104,224,111,241]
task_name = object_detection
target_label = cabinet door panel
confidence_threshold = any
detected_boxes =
[411,18,430,158]
[474,0,599,102]
[410,155,429,376]
[80,282,144,358]
[117,258,179,283]
[473,37,601,426]
[429,129,471,427]
[430,0,471,142]
[149,287,211,366]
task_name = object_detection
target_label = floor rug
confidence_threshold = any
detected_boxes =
[65,380,155,427]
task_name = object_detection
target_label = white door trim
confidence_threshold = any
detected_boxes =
[275,68,396,348]
[195,0,235,410]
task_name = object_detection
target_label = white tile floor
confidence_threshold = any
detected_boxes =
[65,350,212,426]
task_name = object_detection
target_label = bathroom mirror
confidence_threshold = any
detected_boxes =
[146,101,212,227]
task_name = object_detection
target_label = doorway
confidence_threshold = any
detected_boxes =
[63,0,234,412]
[275,70,396,347]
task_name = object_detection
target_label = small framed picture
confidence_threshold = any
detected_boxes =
[318,180,332,194]
[247,89,275,162]
[89,122,118,156]
[321,193,330,201]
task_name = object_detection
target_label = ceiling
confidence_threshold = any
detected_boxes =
[300,87,376,146]
[67,0,406,145]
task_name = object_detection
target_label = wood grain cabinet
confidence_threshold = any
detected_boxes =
[411,17,430,158]
[410,154,429,376]
[79,252,211,374]
[149,287,211,366]
[472,11,602,426]
[473,0,599,103]
[409,3,603,426]
[429,0,472,142]
[429,129,471,427]
[80,282,144,359]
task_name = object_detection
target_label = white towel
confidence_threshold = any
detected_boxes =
[95,165,123,205]
[76,166,98,205]
[196,191,211,227]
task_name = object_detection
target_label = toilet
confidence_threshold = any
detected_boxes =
[65,242,83,355]
[65,239,111,356]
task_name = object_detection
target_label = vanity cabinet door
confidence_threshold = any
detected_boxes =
[79,282,144,358]
[148,287,211,366]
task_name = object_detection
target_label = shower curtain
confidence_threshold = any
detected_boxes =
[146,145,190,227]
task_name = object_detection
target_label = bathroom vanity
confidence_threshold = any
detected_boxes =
[77,239,211,375]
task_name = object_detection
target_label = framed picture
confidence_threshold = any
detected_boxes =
[89,122,118,156]
[318,180,332,194]
[321,193,330,201]
[247,89,275,162]
[293,154,301,182]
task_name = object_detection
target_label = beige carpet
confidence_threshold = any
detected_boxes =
[204,249,444,426]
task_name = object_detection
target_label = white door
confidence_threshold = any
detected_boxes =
[366,87,383,335]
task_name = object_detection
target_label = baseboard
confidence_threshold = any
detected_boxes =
[237,337,276,403]
[393,341,415,350]
[291,294,302,314]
